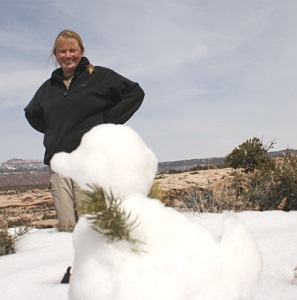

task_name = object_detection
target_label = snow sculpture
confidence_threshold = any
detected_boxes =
[51,124,262,300]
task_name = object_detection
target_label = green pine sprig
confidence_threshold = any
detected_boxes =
[77,184,143,251]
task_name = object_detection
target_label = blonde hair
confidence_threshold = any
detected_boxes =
[51,30,95,74]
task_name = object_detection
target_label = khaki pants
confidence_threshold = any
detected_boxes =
[49,168,81,231]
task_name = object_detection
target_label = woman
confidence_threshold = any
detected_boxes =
[25,30,145,231]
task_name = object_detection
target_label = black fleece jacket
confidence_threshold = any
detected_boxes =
[24,57,145,165]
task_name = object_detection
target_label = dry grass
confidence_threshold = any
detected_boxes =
[164,153,297,213]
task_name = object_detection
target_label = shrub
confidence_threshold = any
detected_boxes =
[259,150,297,210]
[0,215,30,256]
[148,181,166,204]
[227,149,297,211]
[225,137,275,173]
[0,217,16,256]
[174,149,297,212]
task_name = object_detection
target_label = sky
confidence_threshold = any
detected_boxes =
[0,0,297,163]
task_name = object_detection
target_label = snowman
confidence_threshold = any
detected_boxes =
[51,124,262,300]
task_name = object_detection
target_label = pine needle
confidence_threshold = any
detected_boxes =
[77,184,143,251]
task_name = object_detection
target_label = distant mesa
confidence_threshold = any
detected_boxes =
[0,158,49,188]
[0,149,295,188]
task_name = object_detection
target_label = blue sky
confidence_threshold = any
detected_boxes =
[0,0,296,163]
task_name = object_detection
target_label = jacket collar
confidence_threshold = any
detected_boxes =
[51,56,90,82]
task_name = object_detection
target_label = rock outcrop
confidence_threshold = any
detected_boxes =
[0,168,233,228]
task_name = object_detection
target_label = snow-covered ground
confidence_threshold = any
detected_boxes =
[1,124,296,300]
[0,211,296,300]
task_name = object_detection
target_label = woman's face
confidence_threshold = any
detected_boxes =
[55,38,82,77]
